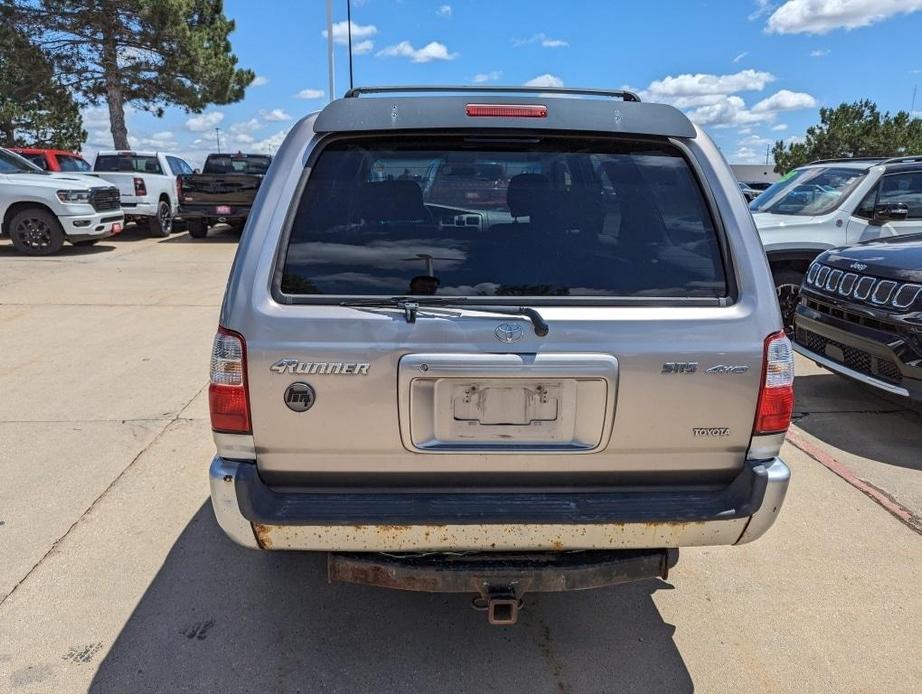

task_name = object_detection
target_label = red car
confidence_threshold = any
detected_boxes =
[8,147,92,173]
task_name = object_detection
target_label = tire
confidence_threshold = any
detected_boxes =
[148,199,173,237]
[187,219,207,239]
[773,269,804,337]
[72,239,100,247]
[9,208,65,255]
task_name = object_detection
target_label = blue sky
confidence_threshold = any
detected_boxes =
[82,0,922,167]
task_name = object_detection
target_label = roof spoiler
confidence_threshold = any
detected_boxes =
[315,85,697,139]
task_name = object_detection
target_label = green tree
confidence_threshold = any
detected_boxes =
[7,0,253,149]
[772,99,922,173]
[0,20,85,149]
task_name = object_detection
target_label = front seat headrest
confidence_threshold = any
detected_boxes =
[357,180,427,222]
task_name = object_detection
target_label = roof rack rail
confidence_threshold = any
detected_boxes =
[343,85,641,102]
[806,156,887,165]
[878,155,922,166]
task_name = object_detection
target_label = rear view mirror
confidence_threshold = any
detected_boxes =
[871,203,910,225]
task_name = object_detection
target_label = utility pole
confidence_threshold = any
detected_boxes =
[347,0,354,91]
[765,144,770,166]
[326,0,335,101]
[215,127,222,153]
[912,84,918,114]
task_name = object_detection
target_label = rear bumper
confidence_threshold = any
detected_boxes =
[179,203,251,221]
[209,456,790,551]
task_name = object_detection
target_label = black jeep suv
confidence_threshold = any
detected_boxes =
[794,234,922,402]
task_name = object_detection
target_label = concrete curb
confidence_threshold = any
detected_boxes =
[787,427,921,534]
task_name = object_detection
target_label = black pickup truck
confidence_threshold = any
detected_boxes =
[178,153,272,238]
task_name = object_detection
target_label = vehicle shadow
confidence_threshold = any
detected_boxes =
[0,240,115,257]
[794,373,922,472]
[89,504,693,693]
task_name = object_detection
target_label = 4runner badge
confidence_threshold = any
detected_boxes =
[270,359,370,375]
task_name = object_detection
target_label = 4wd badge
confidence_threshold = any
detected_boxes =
[284,382,316,412]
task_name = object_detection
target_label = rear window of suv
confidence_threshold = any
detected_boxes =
[279,136,727,299]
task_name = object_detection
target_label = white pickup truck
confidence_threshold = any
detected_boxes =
[0,147,123,255]
[92,150,194,237]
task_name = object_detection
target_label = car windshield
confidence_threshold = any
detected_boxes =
[58,154,91,172]
[203,154,271,175]
[749,166,867,216]
[0,148,46,174]
[280,135,728,299]
[94,154,163,174]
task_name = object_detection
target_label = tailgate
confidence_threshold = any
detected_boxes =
[181,174,261,205]
[92,172,138,200]
[246,309,766,487]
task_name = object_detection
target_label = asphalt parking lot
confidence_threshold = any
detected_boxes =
[1,226,921,693]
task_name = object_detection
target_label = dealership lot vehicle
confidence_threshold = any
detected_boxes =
[208,86,793,620]
[0,146,122,255]
[738,181,760,202]
[179,152,272,238]
[92,150,192,237]
[795,234,922,403]
[8,147,92,173]
[751,155,922,333]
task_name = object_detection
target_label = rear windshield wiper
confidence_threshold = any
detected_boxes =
[339,297,549,337]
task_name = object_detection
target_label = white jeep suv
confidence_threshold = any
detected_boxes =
[751,155,922,332]
[0,147,123,255]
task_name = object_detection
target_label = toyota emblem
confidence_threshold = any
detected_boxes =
[494,323,525,343]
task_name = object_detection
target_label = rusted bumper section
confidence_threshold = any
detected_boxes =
[328,548,678,593]
[208,456,790,552]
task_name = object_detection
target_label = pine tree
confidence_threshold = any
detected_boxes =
[0,19,85,149]
[7,0,254,149]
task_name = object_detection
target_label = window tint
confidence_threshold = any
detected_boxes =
[166,156,181,175]
[203,154,271,175]
[854,185,878,219]
[20,153,48,169]
[94,155,163,174]
[879,172,922,220]
[280,136,727,299]
[57,155,90,172]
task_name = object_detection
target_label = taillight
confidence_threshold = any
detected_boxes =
[465,103,548,118]
[754,331,795,435]
[133,176,147,196]
[209,327,251,433]
[176,175,184,201]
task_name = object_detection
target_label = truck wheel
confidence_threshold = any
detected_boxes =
[187,219,207,239]
[773,269,804,337]
[9,208,65,255]
[148,200,173,237]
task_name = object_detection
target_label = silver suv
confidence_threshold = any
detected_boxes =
[208,86,792,619]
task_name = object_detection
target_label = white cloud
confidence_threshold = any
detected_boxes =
[772,123,789,130]
[738,127,754,134]
[251,75,269,87]
[225,118,263,146]
[352,39,374,54]
[739,134,773,147]
[766,0,922,34]
[295,88,325,100]
[644,69,775,98]
[437,4,452,17]
[749,0,778,21]
[261,108,291,122]
[185,111,224,132]
[321,20,377,44]
[732,146,762,163]
[685,96,768,126]
[513,32,569,48]
[251,130,289,155]
[733,51,749,63]
[473,70,503,83]
[810,48,831,57]
[751,89,818,112]
[524,74,565,88]
[376,40,458,63]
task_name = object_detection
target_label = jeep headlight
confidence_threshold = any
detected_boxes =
[56,189,91,203]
